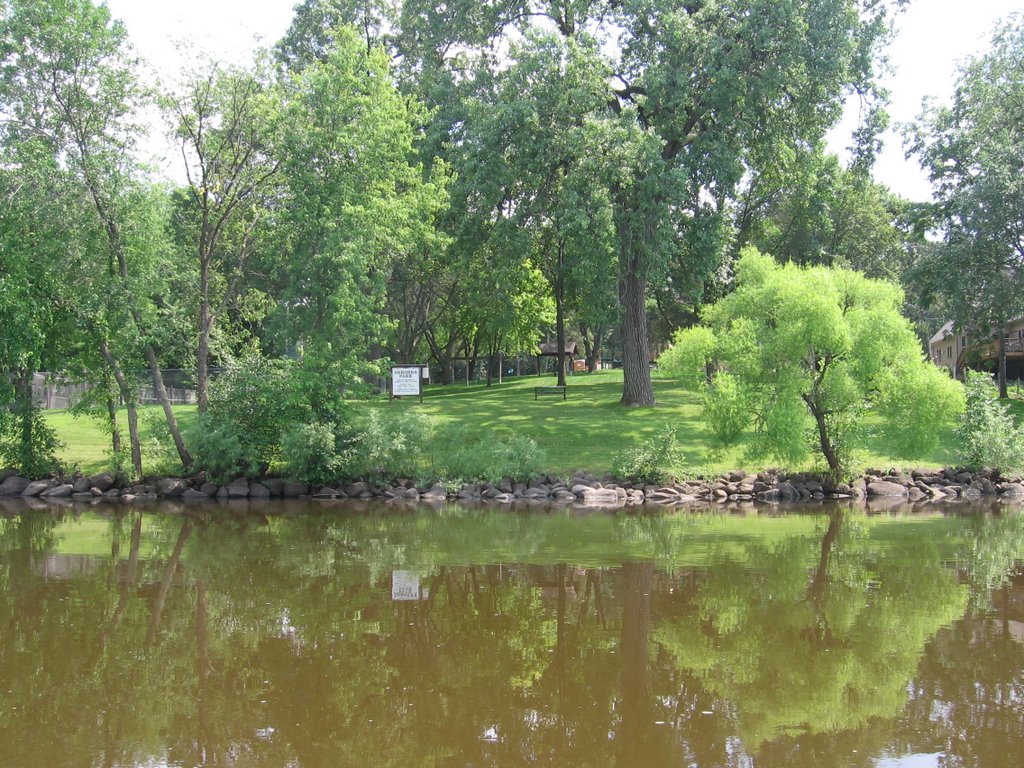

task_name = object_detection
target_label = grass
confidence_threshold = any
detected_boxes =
[40,369,980,478]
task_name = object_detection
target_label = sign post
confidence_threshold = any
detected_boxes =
[391,365,424,402]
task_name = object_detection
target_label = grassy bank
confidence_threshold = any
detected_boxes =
[43,369,975,478]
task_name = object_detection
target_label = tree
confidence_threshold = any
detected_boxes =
[163,60,280,414]
[0,0,191,471]
[391,0,902,406]
[660,247,964,477]
[272,25,448,412]
[908,18,1024,398]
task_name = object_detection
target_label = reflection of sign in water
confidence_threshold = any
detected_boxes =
[391,366,422,397]
[392,570,421,601]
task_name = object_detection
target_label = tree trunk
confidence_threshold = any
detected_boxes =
[106,395,121,456]
[805,394,842,478]
[197,261,212,414]
[998,327,1008,399]
[98,342,143,479]
[619,259,655,406]
[144,347,192,469]
[556,242,567,387]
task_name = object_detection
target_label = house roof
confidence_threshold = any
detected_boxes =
[929,321,954,346]
[538,342,577,356]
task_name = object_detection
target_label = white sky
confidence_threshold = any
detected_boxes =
[106,0,1021,202]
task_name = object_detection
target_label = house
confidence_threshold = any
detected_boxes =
[929,319,1024,379]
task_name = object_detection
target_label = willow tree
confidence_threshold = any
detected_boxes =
[662,247,964,477]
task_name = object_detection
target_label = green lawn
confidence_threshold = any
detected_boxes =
[43,369,978,478]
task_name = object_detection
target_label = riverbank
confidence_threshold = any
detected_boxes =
[4,464,1024,511]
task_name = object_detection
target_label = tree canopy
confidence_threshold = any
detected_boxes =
[660,247,964,476]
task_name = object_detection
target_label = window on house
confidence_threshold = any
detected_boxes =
[948,345,953,359]
[962,335,967,347]
[937,349,942,361]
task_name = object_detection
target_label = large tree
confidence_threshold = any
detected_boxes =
[0,0,191,470]
[394,0,903,405]
[908,18,1024,398]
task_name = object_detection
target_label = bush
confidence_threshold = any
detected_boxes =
[204,355,310,467]
[0,402,63,479]
[957,370,1024,472]
[188,416,262,484]
[611,424,684,485]
[348,409,436,481]
[435,425,546,484]
[281,421,352,487]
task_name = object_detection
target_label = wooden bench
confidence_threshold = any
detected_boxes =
[534,385,567,400]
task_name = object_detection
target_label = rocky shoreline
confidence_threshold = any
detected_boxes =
[3,465,1024,509]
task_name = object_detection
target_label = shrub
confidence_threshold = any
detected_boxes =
[204,355,310,467]
[611,424,684,485]
[0,402,63,479]
[281,421,351,487]
[348,409,436,480]
[188,416,262,485]
[957,370,1024,472]
[433,424,546,484]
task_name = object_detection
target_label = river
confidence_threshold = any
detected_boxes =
[1,498,1022,767]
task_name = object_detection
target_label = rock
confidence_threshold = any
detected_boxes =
[71,492,94,500]
[157,478,188,498]
[523,486,550,499]
[0,476,31,496]
[182,489,212,502]
[962,486,982,499]
[130,484,154,495]
[778,482,800,503]
[41,484,73,498]
[282,481,308,498]
[492,492,514,503]
[866,481,909,498]
[317,486,341,497]
[227,479,249,498]
[757,488,782,501]
[71,476,91,493]
[421,486,446,501]
[553,490,577,503]
[999,482,1024,497]
[955,471,974,483]
[217,486,229,499]
[21,480,50,497]
[346,481,370,496]
[578,487,621,505]
[249,483,271,499]
[262,478,284,497]
[90,473,115,492]
[200,482,219,496]
[120,494,137,503]
[908,487,926,501]
[0,468,19,483]
[498,477,514,494]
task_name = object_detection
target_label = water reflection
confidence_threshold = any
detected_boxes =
[0,501,1022,767]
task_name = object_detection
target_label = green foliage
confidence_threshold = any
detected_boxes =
[349,409,437,481]
[0,402,63,479]
[280,421,351,487]
[433,425,547,485]
[658,326,716,389]
[667,247,965,476]
[140,410,186,478]
[702,372,748,450]
[187,416,262,485]
[956,370,1024,472]
[203,355,310,467]
[611,425,684,485]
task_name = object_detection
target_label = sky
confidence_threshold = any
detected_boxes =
[105,0,1021,202]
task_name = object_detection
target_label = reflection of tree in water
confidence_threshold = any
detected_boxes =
[656,511,968,751]
[3,507,1024,767]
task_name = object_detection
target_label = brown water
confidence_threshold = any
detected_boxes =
[1,498,1023,768]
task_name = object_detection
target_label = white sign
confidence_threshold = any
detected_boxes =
[391,366,422,397]
[392,570,421,601]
